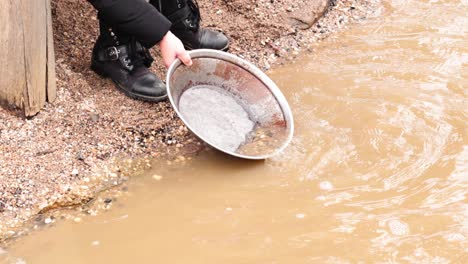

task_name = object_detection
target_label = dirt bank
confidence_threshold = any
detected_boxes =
[0,0,382,241]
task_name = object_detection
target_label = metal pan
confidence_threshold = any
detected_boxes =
[166,49,294,160]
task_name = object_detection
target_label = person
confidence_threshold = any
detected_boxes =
[86,0,229,102]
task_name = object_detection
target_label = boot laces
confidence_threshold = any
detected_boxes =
[186,0,201,31]
[125,38,145,74]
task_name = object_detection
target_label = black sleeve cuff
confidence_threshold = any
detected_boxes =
[94,0,172,48]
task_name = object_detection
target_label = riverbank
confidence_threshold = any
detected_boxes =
[0,0,382,241]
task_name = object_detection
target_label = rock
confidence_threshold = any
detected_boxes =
[89,113,99,122]
[71,169,79,176]
[76,151,85,161]
[286,0,330,30]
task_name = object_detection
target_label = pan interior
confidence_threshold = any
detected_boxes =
[169,56,291,158]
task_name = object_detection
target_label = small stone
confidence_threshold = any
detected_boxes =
[90,113,99,122]
[104,198,112,204]
[152,175,163,181]
[73,217,82,223]
[76,151,85,161]
[44,217,53,224]
[71,169,79,176]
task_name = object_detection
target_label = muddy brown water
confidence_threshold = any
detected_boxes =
[2,0,467,263]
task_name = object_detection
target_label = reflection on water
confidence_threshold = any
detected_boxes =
[2,0,467,263]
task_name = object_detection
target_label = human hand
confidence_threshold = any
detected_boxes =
[159,31,192,68]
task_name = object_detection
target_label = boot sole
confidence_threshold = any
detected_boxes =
[90,60,168,103]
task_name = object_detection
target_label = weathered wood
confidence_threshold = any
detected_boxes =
[22,0,48,116]
[0,0,27,109]
[0,0,56,117]
[46,0,57,102]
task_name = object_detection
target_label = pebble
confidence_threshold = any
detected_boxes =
[76,151,85,160]
[73,217,82,223]
[44,217,53,224]
[90,113,99,122]
[71,169,79,176]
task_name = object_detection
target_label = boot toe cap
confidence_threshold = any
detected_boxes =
[132,74,167,99]
[201,30,229,51]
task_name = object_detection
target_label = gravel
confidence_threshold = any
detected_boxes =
[0,0,382,242]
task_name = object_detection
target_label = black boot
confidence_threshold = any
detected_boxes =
[152,0,229,51]
[91,25,167,102]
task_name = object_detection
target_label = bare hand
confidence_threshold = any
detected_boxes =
[159,31,192,68]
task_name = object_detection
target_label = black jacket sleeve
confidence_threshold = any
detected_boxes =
[87,0,172,48]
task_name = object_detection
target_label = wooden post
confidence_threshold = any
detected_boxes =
[0,0,56,117]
